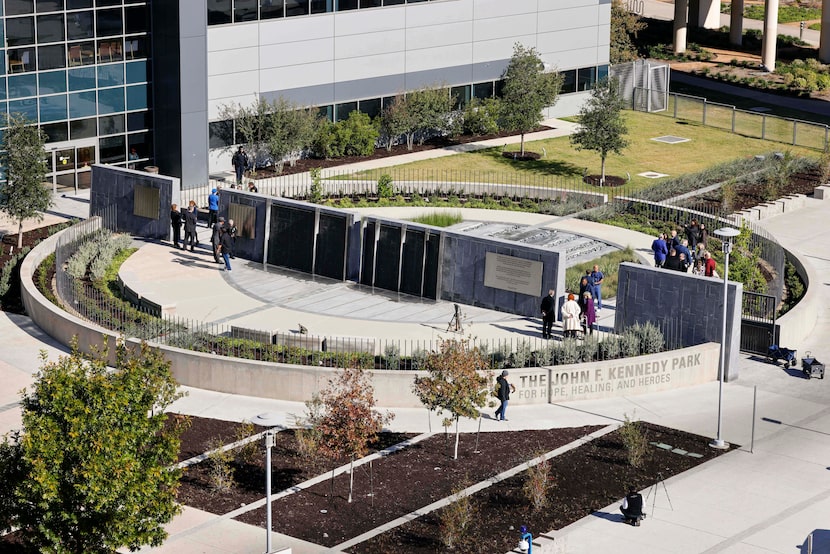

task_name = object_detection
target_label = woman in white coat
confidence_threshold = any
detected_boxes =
[561,293,582,339]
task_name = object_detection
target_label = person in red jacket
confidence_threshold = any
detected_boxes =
[704,251,717,277]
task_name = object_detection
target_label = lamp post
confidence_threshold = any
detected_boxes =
[710,227,740,450]
[253,412,283,553]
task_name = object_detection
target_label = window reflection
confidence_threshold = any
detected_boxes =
[8,47,36,73]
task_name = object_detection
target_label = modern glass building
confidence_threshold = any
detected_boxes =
[1,0,151,192]
[2,0,611,190]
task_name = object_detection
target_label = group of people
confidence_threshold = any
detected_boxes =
[651,220,718,277]
[539,264,605,340]
[170,199,237,271]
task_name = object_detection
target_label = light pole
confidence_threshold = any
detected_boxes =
[710,227,740,450]
[253,412,282,553]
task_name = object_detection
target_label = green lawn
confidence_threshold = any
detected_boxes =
[348,111,818,191]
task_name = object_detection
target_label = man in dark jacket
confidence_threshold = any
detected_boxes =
[219,226,233,271]
[170,204,183,249]
[540,289,556,339]
[211,216,225,264]
[183,201,199,252]
[494,370,515,421]
[620,487,644,526]
[232,147,248,185]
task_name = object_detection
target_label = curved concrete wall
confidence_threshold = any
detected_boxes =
[776,248,819,347]
[19,228,723,408]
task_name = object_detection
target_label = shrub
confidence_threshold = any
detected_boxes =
[438,479,477,549]
[510,339,533,368]
[619,329,640,358]
[383,343,401,370]
[0,246,31,297]
[333,111,379,157]
[523,454,553,512]
[309,167,323,203]
[579,335,599,362]
[461,97,501,136]
[632,322,664,354]
[553,339,580,365]
[206,438,236,493]
[619,413,648,468]
[377,173,394,199]
[234,421,259,466]
[598,336,621,360]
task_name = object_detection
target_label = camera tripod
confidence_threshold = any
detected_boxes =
[447,303,463,333]
[645,472,674,514]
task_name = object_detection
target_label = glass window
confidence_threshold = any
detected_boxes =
[8,73,37,98]
[127,110,149,131]
[68,66,95,90]
[37,44,66,70]
[358,97,380,119]
[39,69,66,93]
[68,90,96,118]
[125,60,146,83]
[407,0,427,3]
[96,8,122,37]
[8,47,36,73]
[450,85,469,109]
[0,78,6,100]
[209,120,233,148]
[36,0,64,12]
[124,5,148,34]
[70,116,96,138]
[260,0,283,18]
[97,0,122,6]
[317,104,332,122]
[5,1,34,16]
[97,87,124,114]
[67,11,93,40]
[335,101,356,122]
[560,69,576,94]
[97,39,123,63]
[234,0,257,21]
[97,63,124,87]
[384,0,405,5]
[473,81,493,99]
[67,41,95,66]
[128,131,150,161]
[39,93,66,121]
[285,0,308,16]
[99,134,125,163]
[123,36,145,59]
[8,98,38,120]
[67,0,92,7]
[310,0,330,13]
[208,0,232,25]
[6,17,35,46]
[36,14,64,42]
[360,0,381,7]
[597,64,609,83]
[99,113,124,134]
[41,121,68,142]
[125,83,145,110]
[577,67,595,91]
[337,0,357,10]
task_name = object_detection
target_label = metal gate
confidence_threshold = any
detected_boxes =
[741,292,778,354]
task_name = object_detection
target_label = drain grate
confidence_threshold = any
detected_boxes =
[651,135,690,144]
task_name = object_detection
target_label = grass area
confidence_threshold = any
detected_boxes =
[410,211,463,227]
[103,247,138,297]
[564,247,639,299]
[349,111,819,190]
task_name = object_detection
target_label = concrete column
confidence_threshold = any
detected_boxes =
[698,0,722,29]
[820,0,830,62]
[730,0,744,46]
[762,0,779,71]
[673,0,689,55]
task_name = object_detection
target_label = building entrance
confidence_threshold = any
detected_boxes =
[44,141,97,194]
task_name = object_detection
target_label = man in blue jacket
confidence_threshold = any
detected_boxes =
[207,188,220,228]
[651,233,668,268]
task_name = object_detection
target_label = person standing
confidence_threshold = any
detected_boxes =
[704,251,717,277]
[685,219,700,252]
[582,291,596,335]
[540,289,556,339]
[170,204,183,249]
[590,264,604,311]
[226,218,238,259]
[561,293,581,339]
[219,226,233,271]
[698,223,709,250]
[494,370,515,421]
[207,188,220,227]
[183,200,198,252]
[232,146,248,185]
[651,233,668,268]
[211,216,225,264]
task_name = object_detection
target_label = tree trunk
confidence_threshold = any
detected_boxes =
[520,133,526,156]
[17,220,23,249]
[600,155,607,187]
[453,417,460,460]
[348,456,354,503]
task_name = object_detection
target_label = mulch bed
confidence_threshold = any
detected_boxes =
[683,168,822,212]
[0,226,59,314]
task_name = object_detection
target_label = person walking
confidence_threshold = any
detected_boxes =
[232,146,248,185]
[183,200,198,252]
[211,216,225,264]
[494,370,515,421]
[219,226,233,271]
[651,233,668,268]
[170,204,182,249]
[540,289,556,339]
[226,218,238,259]
[590,264,604,311]
[207,188,220,227]
[582,291,596,335]
[561,293,582,339]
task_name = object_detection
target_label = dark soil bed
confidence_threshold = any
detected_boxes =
[0,226,63,314]
[683,168,821,212]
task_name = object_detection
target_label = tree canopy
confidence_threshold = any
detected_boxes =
[610,0,646,64]
[570,78,630,186]
[0,341,185,553]
[412,338,490,460]
[0,114,52,248]
[499,43,563,156]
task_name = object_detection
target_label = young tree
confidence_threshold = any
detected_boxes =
[379,94,414,151]
[266,97,319,172]
[407,85,453,146]
[412,338,490,460]
[0,341,185,553]
[570,78,630,186]
[0,114,52,249]
[219,98,272,169]
[316,367,393,503]
[499,43,563,156]
[610,0,646,64]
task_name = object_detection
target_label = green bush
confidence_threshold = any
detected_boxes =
[377,173,394,198]
[461,97,501,136]
[0,246,31,298]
